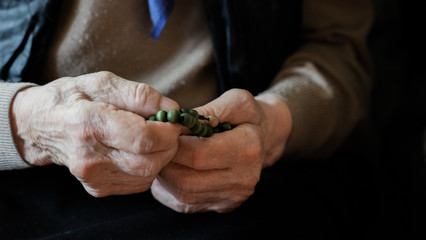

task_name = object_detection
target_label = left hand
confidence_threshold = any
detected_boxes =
[151,89,292,213]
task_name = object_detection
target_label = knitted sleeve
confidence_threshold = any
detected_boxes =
[0,82,36,170]
[263,0,373,159]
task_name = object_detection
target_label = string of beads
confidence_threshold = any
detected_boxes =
[147,109,232,137]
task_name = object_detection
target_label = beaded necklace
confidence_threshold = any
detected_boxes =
[148,109,232,137]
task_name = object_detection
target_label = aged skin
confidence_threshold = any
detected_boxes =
[11,71,182,197]
[151,89,292,213]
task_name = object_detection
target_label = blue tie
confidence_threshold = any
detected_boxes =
[148,0,174,39]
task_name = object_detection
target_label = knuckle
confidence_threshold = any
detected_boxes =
[175,204,198,214]
[74,104,110,146]
[125,156,161,180]
[69,160,87,179]
[88,189,104,198]
[86,71,118,90]
[69,157,98,180]
[231,89,255,106]
[165,202,191,213]
[131,123,178,155]
[174,191,197,205]
[132,127,154,154]
[239,135,262,163]
[85,185,106,198]
[173,177,194,196]
[227,89,259,122]
[77,124,95,144]
[138,161,157,179]
[69,163,88,180]
[95,71,117,82]
[238,88,254,99]
[134,83,157,106]
[72,107,96,143]
[130,121,169,154]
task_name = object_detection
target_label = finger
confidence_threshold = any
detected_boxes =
[74,151,164,197]
[82,180,154,197]
[76,71,179,117]
[173,124,261,170]
[155,163,256,212]
[151,178,210,213]
[84,100,181,154]
[173,133,235,170]
[74,156,165,197]
[151,178,242,213]
[155,177,238,207]
[109,147,177,179]
[192,89,261,125]
[159,162,230,193]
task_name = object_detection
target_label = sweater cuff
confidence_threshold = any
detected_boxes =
[0,82,37,170]
[263,63,339,159]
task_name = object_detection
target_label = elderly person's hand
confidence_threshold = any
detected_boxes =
[151,89,292,213]
[10,72,182,197]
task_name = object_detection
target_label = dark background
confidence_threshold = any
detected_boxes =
[367,0,426,238]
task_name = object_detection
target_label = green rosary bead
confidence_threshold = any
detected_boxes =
[196,124,208,137]
[191,121,202,135]
[187,115,197,128]
[205,125,213,137]
[189,109,199,119]
[182,109,199,118]
[179,113,197,128]
[179,113,189,126]
[180,108,190,114]
[220,122,232,131]
[156,110,167,122]
[147,108,232,137]
[167,109,180,123]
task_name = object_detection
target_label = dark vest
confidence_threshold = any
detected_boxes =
[206,0,301,95]
[0,0,301,95]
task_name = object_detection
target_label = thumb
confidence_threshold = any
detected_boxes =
[193,89,259,124]
[77,71,179,117]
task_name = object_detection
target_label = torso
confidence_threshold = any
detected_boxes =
[42,0,218,108]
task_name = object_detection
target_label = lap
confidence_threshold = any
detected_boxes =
[0,153,375,239]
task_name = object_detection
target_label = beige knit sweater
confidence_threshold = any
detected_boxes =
[0,0,373,170]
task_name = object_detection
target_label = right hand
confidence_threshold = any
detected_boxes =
[10,72,182,197]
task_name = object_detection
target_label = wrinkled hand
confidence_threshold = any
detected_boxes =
[151,89,292,213]
[11,72,181,197]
